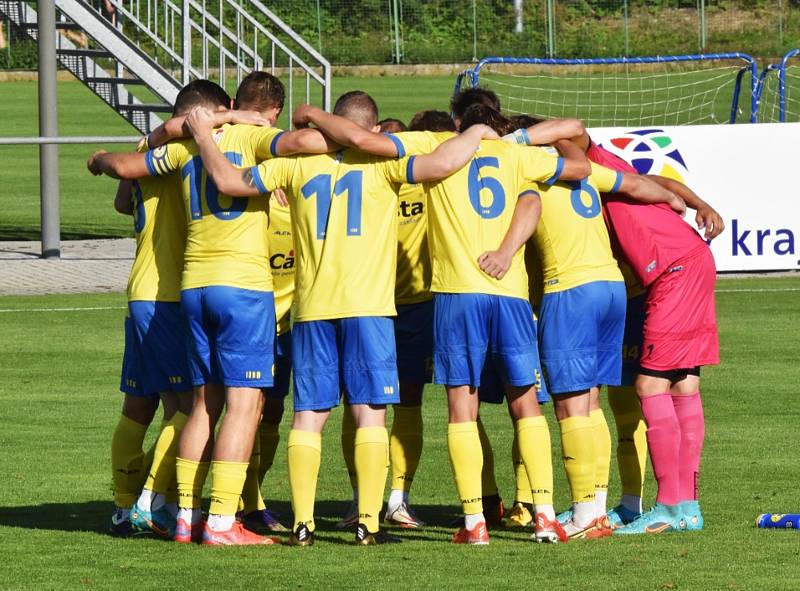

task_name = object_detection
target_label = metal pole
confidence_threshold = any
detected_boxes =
[514,0,523,34]
[37,0,60,259]
[778,0,784,51]
[623,0,629,56]
[546,0,555,58]
[181,0,190,84]
[698,0,706,52]
[316,0,323,53]
[472,0,477,61]
[391,0,401,64]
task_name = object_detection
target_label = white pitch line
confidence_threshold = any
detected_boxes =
[716,288,800,293]
[0,306,126,313]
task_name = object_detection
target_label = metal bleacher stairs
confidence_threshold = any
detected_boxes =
[0,0,331,134]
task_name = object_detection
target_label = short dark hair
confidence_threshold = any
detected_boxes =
[409,110,456,132]
[173,79,230,116]
[510,114,545,128]
[460,103,515,136]
[333,91,379,129]
[234,71,285,113]
[450,87,501,122]
[378,118,407,133]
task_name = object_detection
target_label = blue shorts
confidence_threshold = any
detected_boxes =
[478,354,551,405]
[292,317,400,411]
[395,300,434,385]
[120,301,192,398]
[620,293,646,387]
[181,286,275,388]
[538,281,626,395]
[434,293,541,388]
[264,330,292,399]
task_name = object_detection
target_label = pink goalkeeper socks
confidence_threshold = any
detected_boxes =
[640,393,681,506]
[672,392,705,501]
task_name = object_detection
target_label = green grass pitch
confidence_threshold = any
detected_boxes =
[0,275,799,589]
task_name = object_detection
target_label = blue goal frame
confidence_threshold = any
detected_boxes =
[454,53,760,124]
[756,49,800,122]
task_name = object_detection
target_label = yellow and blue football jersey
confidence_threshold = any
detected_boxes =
[145,124,283,292]
[418,140,562,301]
[396,183,431,305]
[268,197,295,335]
[127,147,186,302]
[250,150,411,321]
[527,162,624,294]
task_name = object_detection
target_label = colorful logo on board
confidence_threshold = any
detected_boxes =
[600,129,688,182]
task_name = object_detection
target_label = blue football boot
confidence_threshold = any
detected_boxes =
[613,503,685,535]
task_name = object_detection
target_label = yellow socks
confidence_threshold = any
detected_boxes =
[516,416,554,508]
[111,414,149,508]
[240,435,266,514]
[288,429,321,532]
[512,432,534,505]
[590,408,612,515]
[559,416,596,505]
[608,386,648,499]
[448,421,484,515]
[389,405,423,493]
[143,411,187,498]
[477,415,498,498]
[355,426,390,533]
[175,457,210,510]
[208,460,249,516]
[258,422,281,485]
[341,409,358,492]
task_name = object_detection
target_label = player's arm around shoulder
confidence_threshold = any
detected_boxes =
[551,138,592,181]
[598,164,686,216]
[87,149,150,180]
[185,106,264,198]
[292,104,398,157]
[408,124,498,182]
[273,127,339,157]
[645,175,725,240]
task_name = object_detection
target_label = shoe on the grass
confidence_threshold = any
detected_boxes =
[109,511,140,538]
[556,508,573,526]
[201,520,281,546]
[532,512,568,543]
[614,503,685,535]
[563,517,604,540]
[584,514,613,540]
[451,521,490,545]
[354,523,402,545]
[384,502,425,528]
[483,495,505,528]
[241,508,289,533]
[607,504,641,530]
[287,522,315,547]
[335,500,358,530]
[506,502,534,528]
[174,517,203,544]
[680,500,704,531]
[130,502,176,539]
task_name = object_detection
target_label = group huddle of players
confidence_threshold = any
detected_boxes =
[88,70,724,546]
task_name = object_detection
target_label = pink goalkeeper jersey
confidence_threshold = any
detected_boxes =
[587,141,707,287]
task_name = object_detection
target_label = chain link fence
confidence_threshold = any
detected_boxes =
[2,0,800,67]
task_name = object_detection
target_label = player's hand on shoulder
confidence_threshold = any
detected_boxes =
[186,106,216,139]
[292,104,315,129]
[271,188,289,208]
[695,205,724,240]
[231,110,270,127]
[478,250,512,279]
[668,192,687,217]
[87,150,108,175]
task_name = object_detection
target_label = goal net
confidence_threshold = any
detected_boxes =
[454,54,758,127]
[756,50,800,123]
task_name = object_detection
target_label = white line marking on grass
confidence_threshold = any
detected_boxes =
[0,306,126,313]
[716,288,800,293]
